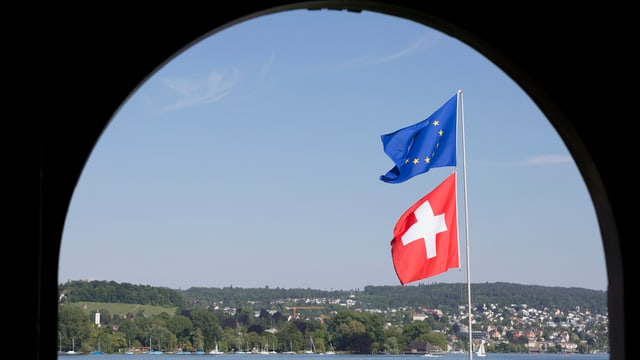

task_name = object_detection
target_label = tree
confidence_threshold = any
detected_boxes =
[58,304,92,352]
[423,332,447,351]
[350,332,374,354]
[383,326,403,354]
[247,324,265,335]
[402,321,432,344]
[220,316,237,330]
[275,321,304,352]
[189,308,221,350]
[167,314,193,347]
[236,305,254,326]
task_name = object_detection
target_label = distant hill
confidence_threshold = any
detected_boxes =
[59,280,607,315]
[361,282,607,314]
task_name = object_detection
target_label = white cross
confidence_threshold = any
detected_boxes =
[401,200,448,259]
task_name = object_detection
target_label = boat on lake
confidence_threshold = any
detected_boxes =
[476,339,487,357]
[66,338,80,355]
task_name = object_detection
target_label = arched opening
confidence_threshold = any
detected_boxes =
[38,2,624,355]
[59,7,607,354]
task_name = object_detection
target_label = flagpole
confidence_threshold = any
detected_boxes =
[458,90,474,360]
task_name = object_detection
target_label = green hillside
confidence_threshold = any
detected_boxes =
[71,301,177,318]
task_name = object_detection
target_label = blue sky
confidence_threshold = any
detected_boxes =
[58,9,607,292]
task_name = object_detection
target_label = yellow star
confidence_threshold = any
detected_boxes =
[438,129,443,136]
[425,156,431,164]
[412,158,419,164]
[433,120,439,126]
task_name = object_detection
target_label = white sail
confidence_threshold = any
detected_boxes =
[476,340,486,357]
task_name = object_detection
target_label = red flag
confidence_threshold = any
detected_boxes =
[391,172,460,285]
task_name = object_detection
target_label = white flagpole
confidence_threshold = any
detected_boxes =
[458,89,474,360]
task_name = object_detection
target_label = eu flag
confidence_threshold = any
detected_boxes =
[380,93,457,184]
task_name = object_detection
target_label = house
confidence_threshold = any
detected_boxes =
[400,341,444,354]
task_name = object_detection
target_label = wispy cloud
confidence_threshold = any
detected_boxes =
[471,154,574,168]
[367,37,431,65]
[257,52,275,83]
[521,154,573,165]
[328,34,442,72]
[160,69,241,112]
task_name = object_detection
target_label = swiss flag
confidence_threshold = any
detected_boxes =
[391,172,460,285]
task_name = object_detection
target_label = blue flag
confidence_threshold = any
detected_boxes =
[380,93,457,184]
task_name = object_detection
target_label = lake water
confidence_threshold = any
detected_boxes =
[57,353,609,360]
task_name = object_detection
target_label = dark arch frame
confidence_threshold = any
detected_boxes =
[33,2,627,359]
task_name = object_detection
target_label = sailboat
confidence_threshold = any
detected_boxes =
[303,337,315,354]
[283,339,296,355]
[476,340,487,357]
[235,335,246,354]
[124,339,135,355]
[194,340,206,355]
[258,342,270,355]
[91,338,105,354]
[324,342,335,355]
[209,339,224,355]
[146,336,164,355]
[58,333,65,355]
[66,338,79,355]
